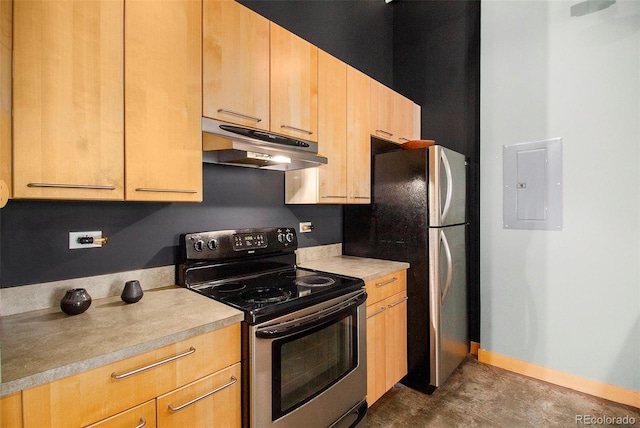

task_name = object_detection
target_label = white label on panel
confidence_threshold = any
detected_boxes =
[516,148,548,221]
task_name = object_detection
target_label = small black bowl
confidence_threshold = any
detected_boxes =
[121,280,144,304]
[60,288,92,315]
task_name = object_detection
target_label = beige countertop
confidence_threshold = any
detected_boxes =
[0,286,243,397]
[299,255,409,282]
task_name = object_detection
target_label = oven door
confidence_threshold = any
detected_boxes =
[249,289,367,428]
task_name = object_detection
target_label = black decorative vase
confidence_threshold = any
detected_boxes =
[121,280,143,304]
[60,288,92,315]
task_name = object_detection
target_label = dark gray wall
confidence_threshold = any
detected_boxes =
[0,0,394,288]
[393,0,480,342]
[1,165,342,287]
[239,0,394,86]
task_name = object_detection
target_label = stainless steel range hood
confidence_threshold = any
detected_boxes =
[202,118,327,171]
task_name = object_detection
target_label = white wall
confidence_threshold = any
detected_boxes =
[481,0,640,392]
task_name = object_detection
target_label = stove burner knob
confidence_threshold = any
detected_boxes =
[207,239,218,250]
[193,239,205,252]
[285,232,294,243]
[277,233,286,244]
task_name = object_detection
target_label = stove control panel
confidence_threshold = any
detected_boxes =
[181,227,297,260]
[233,232,267,251]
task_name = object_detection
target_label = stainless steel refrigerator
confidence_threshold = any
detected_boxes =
[343,145,468,392]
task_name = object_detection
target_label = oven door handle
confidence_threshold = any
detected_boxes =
[255,291,367,339]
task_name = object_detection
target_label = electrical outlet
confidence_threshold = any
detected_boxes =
[299,222,313,233]
[69,231,103,249]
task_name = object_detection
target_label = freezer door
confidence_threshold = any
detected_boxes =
[429,146,467,227]
[429,225,468,387]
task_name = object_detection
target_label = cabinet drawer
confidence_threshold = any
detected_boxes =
[23,324,240,427]
[85,400,155,428]
[157,363,241,428]
[365,270,407,305]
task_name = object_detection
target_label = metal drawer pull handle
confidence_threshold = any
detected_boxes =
[135,188,198,194]
[366,307,386,319]
[322,195,348,199]
[351,196,370,200]
[375,129,393,137]
[111,346,196,380]
[375,277,398,288]
[281,125,313,135]
[27,183,116,190]
[388,296,408,308]
[398,137,410,142]
[217,108,262,123]
[168,376,238,412]
[134,416,147,428]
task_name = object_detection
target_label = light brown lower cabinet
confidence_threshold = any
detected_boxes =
[365,270,408,405]
[85,363,241,428]
[0,392,23,428]
[85,400,156,428]
[21,324,240,428]
[157,363,241,427]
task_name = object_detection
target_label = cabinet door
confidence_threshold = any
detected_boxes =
[284,50,346,205]
[346,66,371,203]
[394,94,417,144]
[385,291,408,391]
[370,79,395,143]
[270,23,318,142]
[366,303,387,406]
[125,0,202,202]
[203,0,269,129]
[85,400,155,428]
[1,0,11,205]
[1,392,22,428]
[157,363,241,428]
[413,103,422,140]
[13,0,124,200]
[317,50,347,203]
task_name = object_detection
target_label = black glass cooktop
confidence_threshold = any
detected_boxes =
[191,267,364,323]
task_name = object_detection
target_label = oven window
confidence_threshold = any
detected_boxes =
[272,311,357,420]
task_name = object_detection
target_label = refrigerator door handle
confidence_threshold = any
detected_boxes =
[440,230,453,306]
[440,149,454,224]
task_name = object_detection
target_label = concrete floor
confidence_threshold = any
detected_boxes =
[367,356,640,427]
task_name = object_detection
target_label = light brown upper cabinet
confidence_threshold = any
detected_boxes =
[270,23,318,142]
[203,0,270,130]
[346,65,372,203]
[370,79,420,144]
[124,0,202,202]
[12,0,201,203]
[285,50,346,204]
[0,0,12,207]
[285,55,372,205]
[370,79,396,143]
[317,51,347,202]
[395,94,422,144]
[12,0,125,200]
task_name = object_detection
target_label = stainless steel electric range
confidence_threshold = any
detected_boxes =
[178,227,367,428]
